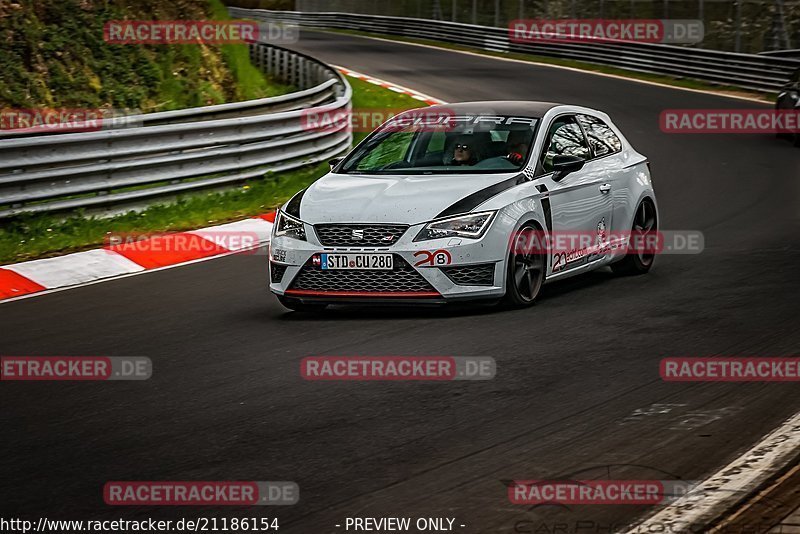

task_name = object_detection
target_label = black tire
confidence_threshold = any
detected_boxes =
[277,296,327,313]
[611,199,657,276]
[502,223,546,307]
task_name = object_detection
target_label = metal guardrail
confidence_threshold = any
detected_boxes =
[229,7,800,94]
[760,49,800,58]
[0,43,352,218]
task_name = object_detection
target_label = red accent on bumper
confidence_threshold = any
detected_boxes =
[284,289,440,298]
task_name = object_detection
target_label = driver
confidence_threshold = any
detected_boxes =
[505,130,530,165]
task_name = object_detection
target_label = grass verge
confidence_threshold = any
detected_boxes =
[207,0,294,101]
[0,75,426,264]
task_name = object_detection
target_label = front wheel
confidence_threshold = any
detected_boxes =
[611,199,657,276]
[277,296,327,313]
[503,223,546,307]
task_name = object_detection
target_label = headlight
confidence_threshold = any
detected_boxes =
[414,211,496,242]
[274,210,307,241]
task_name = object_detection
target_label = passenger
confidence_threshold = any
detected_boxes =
[450,136,479,166]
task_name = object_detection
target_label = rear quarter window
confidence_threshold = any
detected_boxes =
[578,114,622,158]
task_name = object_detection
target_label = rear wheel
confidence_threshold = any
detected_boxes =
[277,296,327,313]
[503,223,546,307]
[611,199,657,276]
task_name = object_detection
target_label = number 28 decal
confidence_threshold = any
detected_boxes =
[414,249,452,267]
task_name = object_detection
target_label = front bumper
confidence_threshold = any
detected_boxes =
[268,222,509,303]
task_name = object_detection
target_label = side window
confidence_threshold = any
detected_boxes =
[540,115,590,174]
[578,114,622,158]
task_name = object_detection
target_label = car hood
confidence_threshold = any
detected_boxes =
[294,171,519,225]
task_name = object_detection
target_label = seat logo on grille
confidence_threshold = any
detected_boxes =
[351,229,364,241]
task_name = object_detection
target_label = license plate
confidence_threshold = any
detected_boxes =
[320,253,393,270]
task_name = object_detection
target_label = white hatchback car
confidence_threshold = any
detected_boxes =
[269,102,658,311]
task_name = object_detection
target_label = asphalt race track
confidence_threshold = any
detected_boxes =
[1,30,799,533]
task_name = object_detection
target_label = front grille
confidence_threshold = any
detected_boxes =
[290,255,435,293]
[270,262,287,283]
[314,224,408,247]
[440,263,496,286]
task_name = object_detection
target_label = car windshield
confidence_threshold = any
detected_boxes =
[339,114,539,174]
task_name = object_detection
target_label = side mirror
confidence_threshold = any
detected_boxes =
[552,155,586,181]
[328,158,342,171]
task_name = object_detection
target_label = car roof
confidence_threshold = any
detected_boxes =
[421,101,565,118]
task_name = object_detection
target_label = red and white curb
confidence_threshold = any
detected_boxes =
[0,213,275,303]
[337,66,447,105]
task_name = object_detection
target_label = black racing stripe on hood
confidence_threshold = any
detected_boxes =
[285,188,307,218]
[436,173,527,219]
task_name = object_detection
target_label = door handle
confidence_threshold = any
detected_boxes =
[599,183,612,194]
